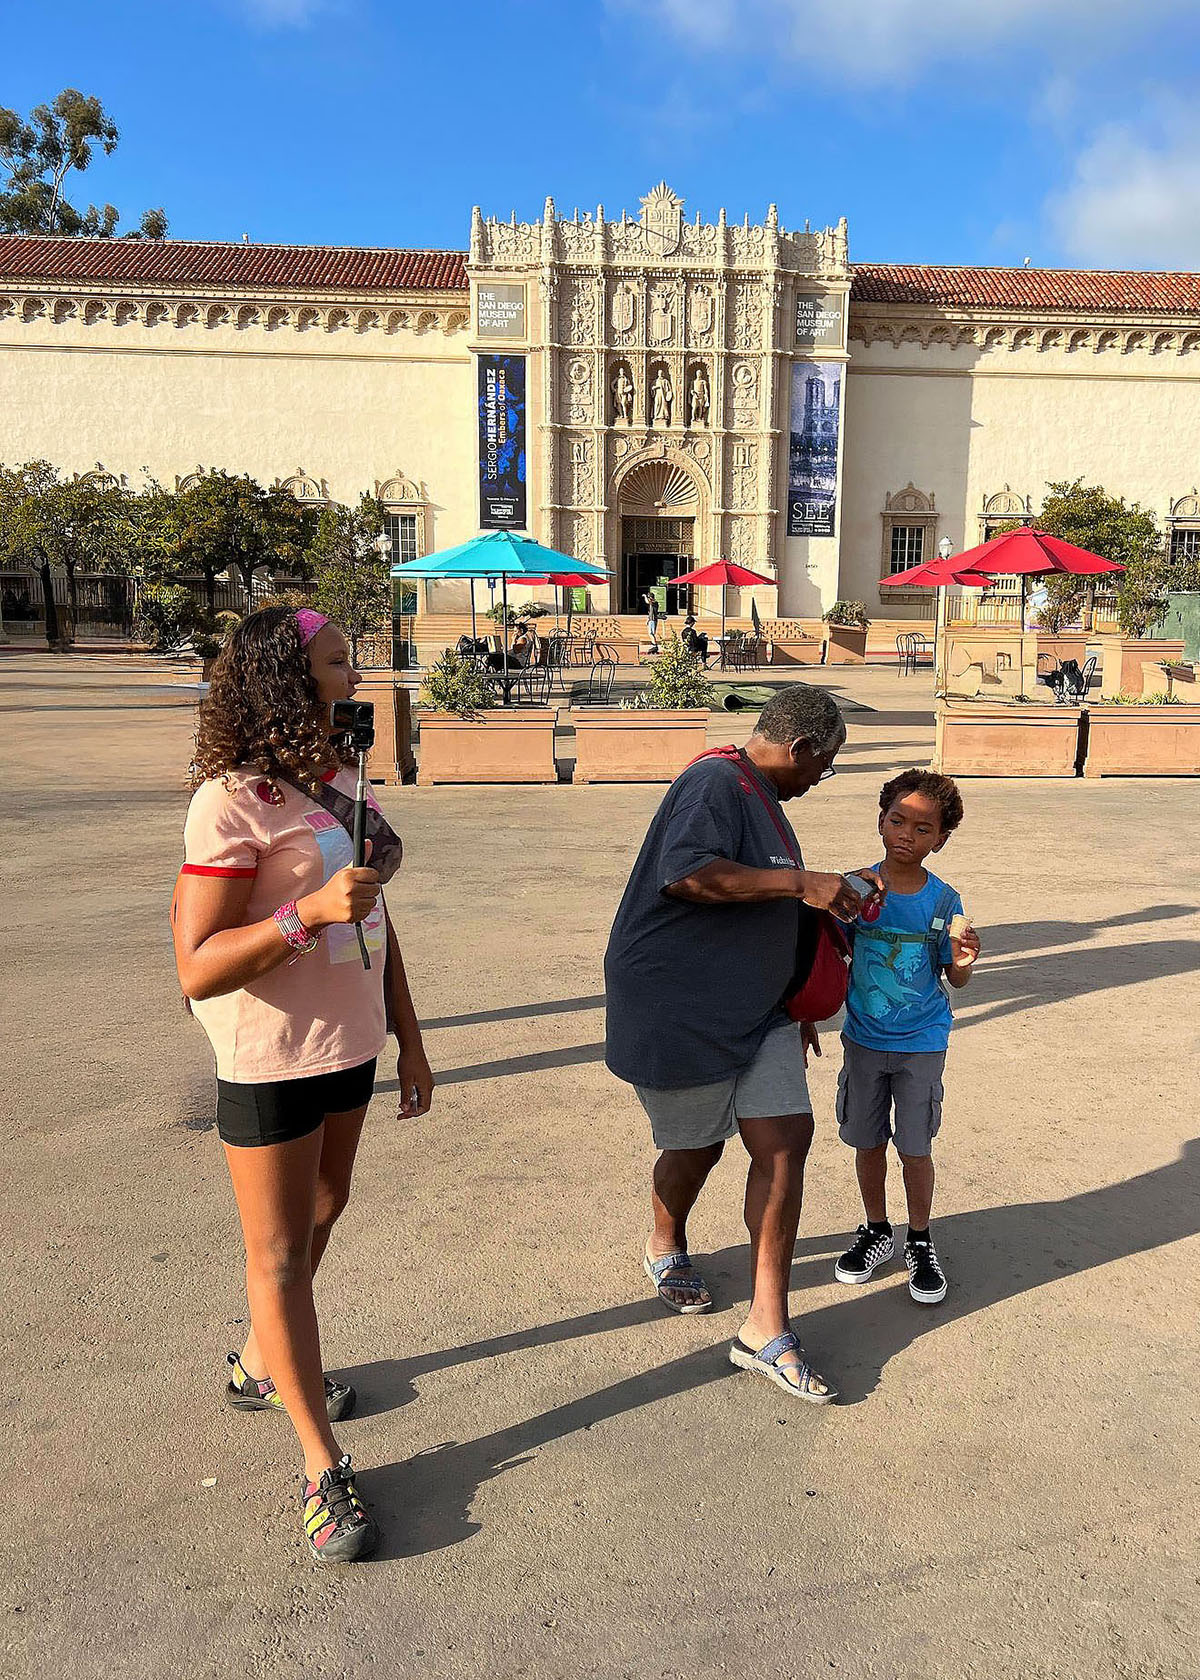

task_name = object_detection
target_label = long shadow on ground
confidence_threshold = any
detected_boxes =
[354,1139,1199,1558]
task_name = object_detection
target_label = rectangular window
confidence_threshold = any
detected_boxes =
[1170,526,1200,565]
[384,510,418,565]
[385,511,420,615]
[889,525,925,573]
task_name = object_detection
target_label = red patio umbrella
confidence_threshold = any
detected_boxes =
[520,571,602,632]
[947,527,1124,632]
[672,559,775,643]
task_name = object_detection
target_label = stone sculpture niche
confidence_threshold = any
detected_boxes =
[687,363,710,426]
[650,363,674,426]
[611,362,635,424]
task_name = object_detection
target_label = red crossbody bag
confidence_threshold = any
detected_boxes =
[683,747,852,1024]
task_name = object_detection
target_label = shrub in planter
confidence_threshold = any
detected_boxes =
[575,635,709,783]
[417,650,556,785]
[627,633,712,709]
[419,648,496,716]
[823,600,871,629]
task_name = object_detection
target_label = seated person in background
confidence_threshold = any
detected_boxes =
[491,620,539,672]
[681,614,711,662]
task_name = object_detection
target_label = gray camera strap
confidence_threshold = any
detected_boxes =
[281,773,404,883]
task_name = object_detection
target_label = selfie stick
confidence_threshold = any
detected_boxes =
[352,747,371,971]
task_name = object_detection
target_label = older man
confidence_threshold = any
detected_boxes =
[605,685,874,1403]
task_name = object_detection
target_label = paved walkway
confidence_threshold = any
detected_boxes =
[3,653,1197,1680]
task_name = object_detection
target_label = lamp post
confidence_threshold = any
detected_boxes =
[375,530,399,669]
[934,535,954,697]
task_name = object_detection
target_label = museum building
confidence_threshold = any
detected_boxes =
[4,183,1200,632]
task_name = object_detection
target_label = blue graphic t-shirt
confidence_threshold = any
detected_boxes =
[843,867,963,1054]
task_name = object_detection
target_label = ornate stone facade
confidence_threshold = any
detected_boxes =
[470,184,851,608]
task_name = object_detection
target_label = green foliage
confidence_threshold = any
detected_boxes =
[485,602,517,626]
[823,599,870,628]
[419,648,496,717]
[166,469,316,609]
[1106,692,1184,706]
[0,89,167,237]
[1037,479,1164,636]
[305,495,389,660]
[636,633,711,709]
[133,581,197,652]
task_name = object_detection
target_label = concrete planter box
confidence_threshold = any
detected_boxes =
[1083,704,1200,778]
[770,639,824,666]
[822,624,869,664]
[933,702,1082,777]
[571,708,709,783]
[356,675,415,785]
[416,707,559,785]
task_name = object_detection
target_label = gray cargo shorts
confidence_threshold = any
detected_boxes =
[836,1034,946,1157]
[634,1017,812,1152]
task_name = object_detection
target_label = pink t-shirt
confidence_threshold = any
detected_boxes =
[181,767,388,1083]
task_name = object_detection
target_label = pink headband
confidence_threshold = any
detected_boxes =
[295,609,329,648]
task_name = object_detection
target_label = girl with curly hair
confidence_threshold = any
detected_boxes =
[172,606,433,1563]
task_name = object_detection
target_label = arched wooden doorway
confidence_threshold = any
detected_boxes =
[615,458,702,615]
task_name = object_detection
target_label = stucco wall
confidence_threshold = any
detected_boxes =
[842,331,1200,613]
[0,310,476,550]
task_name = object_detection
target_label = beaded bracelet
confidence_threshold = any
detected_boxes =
[274,900,320,961]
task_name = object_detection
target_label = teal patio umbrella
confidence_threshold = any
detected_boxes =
[392,530,609,685]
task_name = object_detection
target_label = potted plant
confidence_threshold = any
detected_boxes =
[1083,691,1200,777]
[572,634,710,783]
[822,600,870,664]
[416,648,558,785]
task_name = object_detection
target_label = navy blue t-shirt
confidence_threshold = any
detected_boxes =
[604,753,804,1090]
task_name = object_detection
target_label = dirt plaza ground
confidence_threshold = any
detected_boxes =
[2,651,1198,1680]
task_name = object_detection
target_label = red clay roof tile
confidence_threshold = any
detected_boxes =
[0,235,468,294]
[852,262,1200,315]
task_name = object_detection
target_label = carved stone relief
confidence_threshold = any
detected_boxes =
[610,280,637,340]
[730,283,764,349]
[730,361,758,425]
[564,356,593,425]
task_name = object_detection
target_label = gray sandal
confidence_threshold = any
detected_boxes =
[643,1248,713,1314]
[729,1331,837,1404]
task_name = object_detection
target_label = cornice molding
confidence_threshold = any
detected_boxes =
[849,307,1200,357]
[0,284,470,339]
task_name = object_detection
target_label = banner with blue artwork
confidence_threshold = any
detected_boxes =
[478,354,526,529]
[787,361,841,537]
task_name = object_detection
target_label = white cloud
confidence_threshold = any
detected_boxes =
[1049,103,1200,268]
[614,0,1188,84]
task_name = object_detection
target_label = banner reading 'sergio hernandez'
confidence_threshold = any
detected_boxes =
[478,354,527,529]
[787,361,841,537]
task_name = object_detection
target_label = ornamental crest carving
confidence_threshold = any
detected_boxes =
[690,284,715,340]
[650,285,677,344]
[640,182,683,256]
[611,281,637,336]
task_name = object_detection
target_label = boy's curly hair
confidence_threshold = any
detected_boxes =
[189,606,351,794]
[879,768,964,835]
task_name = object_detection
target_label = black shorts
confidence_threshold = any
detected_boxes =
[216,1058,377,1149]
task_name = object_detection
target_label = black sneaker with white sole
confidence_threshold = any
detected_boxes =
[834,1224,895,1284]
[904,1235,947,1304]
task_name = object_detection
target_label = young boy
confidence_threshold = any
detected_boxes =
[833,769,981,1304]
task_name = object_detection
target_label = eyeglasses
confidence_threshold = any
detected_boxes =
[817,765,837,782]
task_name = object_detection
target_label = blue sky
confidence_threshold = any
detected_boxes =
[8,0,1200,268]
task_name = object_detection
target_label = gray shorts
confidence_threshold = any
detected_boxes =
[634,1017,812,1152]
[836,1035,946,1157]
